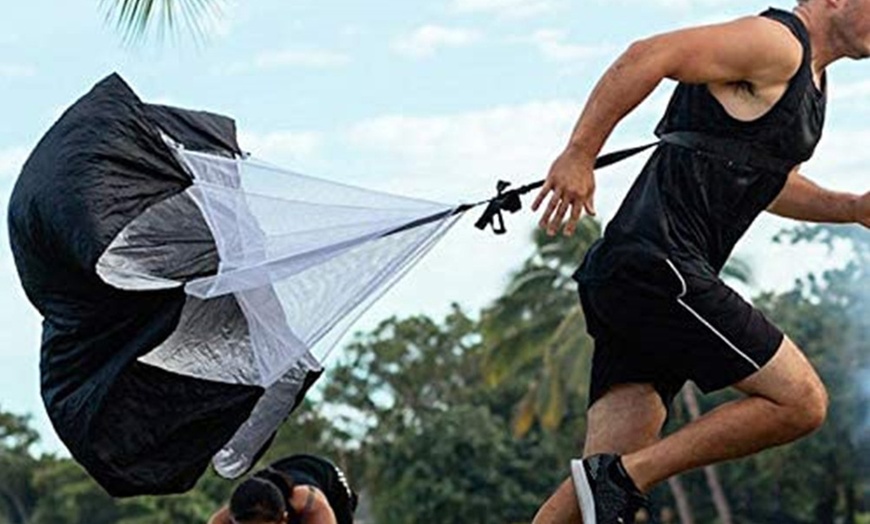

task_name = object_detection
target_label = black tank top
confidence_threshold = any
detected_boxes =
[257,454,357,524]
[576,8,826,283]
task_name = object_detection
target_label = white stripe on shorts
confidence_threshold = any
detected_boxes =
[665,259,761,371]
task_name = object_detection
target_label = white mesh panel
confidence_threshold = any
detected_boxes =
[178,150,462,387]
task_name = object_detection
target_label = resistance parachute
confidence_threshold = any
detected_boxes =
[7,74,463,496]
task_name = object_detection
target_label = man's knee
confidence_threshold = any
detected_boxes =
[785,375,828,436]
[737,337,828,436]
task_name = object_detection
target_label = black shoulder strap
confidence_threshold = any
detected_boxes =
[759,8,810,53]
[759,7,814,78]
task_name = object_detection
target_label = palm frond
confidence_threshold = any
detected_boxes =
[538,363,565,431]
[101,0,224,42]
[722,256,754,286]
[480,316,562,386]
[511,383,538,438]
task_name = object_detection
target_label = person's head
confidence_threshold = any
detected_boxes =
[229,477,290,524]
[831,0,870,59]
[798,0,870,60]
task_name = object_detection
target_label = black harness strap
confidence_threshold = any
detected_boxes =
[659,131,796,174]
[471,132,797,234]
[472,140,659,234]
[378,132,797,237]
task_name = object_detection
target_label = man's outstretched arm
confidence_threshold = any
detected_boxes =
[533,15,803,236]
[767,168,870,227]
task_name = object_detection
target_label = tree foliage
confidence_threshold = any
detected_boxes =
[1,223,866,523]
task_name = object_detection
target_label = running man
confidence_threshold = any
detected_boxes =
[531,1,870,523]
[208,454,357,524]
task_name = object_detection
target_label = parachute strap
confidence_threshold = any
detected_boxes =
[472,140,660,234]
[471,130,798,234]
[386,130,793,237]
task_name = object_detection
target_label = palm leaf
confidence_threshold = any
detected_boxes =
[502,266,559,297]
[480,315,562,386]
[511,383,538,438]
[101,0,224,41]
[538,363,565,431]
[721,256,754,286]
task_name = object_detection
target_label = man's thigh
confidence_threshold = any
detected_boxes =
[584,383,668,456]
[733,336,826,406]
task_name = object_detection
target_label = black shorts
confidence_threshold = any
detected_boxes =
[578,257,783,409]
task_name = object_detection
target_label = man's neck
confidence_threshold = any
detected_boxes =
[794,3,844,74]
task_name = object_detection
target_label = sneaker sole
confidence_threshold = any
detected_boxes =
[571,458,596,524]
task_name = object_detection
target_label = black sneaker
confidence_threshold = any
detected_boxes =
[571,454,657,524]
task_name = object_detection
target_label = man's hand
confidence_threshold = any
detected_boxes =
[531,145,596,236]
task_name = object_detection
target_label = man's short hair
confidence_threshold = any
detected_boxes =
[230,477,287,523]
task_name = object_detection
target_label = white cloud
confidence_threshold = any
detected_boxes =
[211,16,234,39]
[449,0,557,18]
[340,100,597,319]
[345,100,576,184]
[0,64,36,79]
[830,79,870,102]
[0,147,28,180]
[523,29,616,63]
[254,49,350,69]
[392,25,482,58]
[238,130,324,164]
[217,48,350,75]
[653,0,728,7]
[799,128,870,191]
[600,0,731,9]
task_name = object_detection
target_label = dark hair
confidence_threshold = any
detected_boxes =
[229,477,287,523]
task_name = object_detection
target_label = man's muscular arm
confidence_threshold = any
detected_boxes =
[534,15,803,235]
[291,485,337,524]
[767,168,870,227]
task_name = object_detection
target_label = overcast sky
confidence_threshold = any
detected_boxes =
[0,0,867,454]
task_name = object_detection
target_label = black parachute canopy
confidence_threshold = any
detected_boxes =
[6,74,331,496]
[9,73,464,496]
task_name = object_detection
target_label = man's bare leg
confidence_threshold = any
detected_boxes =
[531,383,667,524]
[622,336,827,491]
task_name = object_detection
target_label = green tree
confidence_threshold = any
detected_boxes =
[479,221,600,437]
[372,405,566,524]
[320,306,578,523]
[29,459,121,524]
[0,410,40,524]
